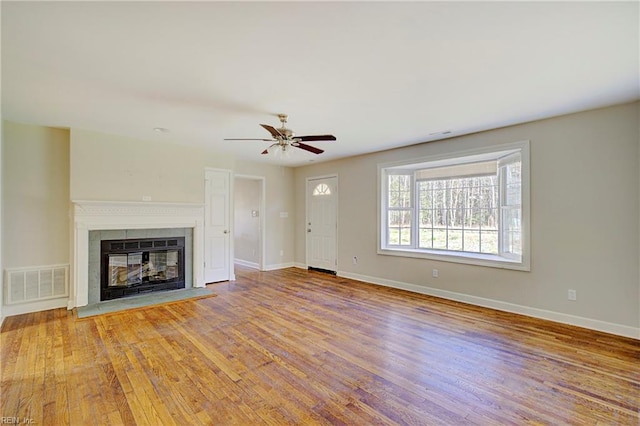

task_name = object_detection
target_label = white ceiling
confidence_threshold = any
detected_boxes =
[2,1,639,166]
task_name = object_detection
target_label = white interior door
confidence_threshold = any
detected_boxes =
[306,176,338,272]
[205,169,231,282]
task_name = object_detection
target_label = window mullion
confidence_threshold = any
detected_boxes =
[411,173,417,249]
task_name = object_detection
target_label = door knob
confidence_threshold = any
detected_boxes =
[307,229,311,233]
[223,230,229,234]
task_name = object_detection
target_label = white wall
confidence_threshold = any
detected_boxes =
[70,128,234,202]
[294,102,640,337]
[2,122,70,268]
[235,161,295,269]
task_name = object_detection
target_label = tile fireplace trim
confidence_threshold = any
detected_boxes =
[71,200,205,309]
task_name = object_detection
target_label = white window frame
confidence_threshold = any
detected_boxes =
[385,172,415,247]
[378,140,530,271]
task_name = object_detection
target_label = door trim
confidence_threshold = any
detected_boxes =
[234,174,266,272]
[305,174,338,270]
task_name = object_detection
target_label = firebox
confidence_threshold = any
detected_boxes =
[100,237,185,301]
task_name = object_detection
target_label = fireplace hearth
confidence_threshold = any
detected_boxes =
[101,237,185,301]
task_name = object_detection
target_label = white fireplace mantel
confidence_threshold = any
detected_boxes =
[71,200,205,308]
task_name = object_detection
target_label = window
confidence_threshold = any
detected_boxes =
[387,174,413,245]
[313,183,332,196]
[379,141,529,270]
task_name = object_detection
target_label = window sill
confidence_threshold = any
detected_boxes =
[378,247,530,271]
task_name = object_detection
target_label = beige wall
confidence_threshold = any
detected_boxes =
[235,161,295,268]
[2,104,637,334]
[70,128,234,203]
[2,121,70,268]
[69,128,296,270]
[0,122,293,281]
[294,102,640,331]
[0,119,4,322]
[234,177,261,265]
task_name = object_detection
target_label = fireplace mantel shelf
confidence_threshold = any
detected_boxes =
[73,200,204,217]
[73,200,204,207]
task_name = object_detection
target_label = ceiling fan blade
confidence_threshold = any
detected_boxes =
[260,124,284,139]
[295,142,324,154]
[261,149,269,155]
[296,134,336,142]
[224,138,274,141]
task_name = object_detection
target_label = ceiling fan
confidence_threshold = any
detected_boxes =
[224,114,336,155]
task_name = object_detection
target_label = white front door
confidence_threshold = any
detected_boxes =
[205,169,232,282]
[306,176,338,272]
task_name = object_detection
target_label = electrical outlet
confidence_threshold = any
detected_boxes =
[142,195,152,202]
[353,256,358,265]
[280,250,284,257]
[432,269,439,278]
[568,289,577,301]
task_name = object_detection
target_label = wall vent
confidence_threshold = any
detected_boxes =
[5,264,69,305]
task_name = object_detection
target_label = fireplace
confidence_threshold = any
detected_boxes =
[71,200,205,309]
[101,237,186,301]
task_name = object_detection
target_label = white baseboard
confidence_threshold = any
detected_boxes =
[2,297,69,318]
[264,262,296,271]
[338,271,640,340]
[234,259,259,269]
[294,263,307,270]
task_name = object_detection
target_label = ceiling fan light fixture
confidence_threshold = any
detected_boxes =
[267,142,291,159]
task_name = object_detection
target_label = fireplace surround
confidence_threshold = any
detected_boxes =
[71,201,205,309]
[88,228,193,304]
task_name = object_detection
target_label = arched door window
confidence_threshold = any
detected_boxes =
[312,183,331,196]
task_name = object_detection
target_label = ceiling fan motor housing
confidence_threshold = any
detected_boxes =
[279,127,294,139]
[277,114,294,139]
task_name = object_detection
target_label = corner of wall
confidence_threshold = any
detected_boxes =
[637,101,640,331]
[0,6,4,330]
[1,118,5,328]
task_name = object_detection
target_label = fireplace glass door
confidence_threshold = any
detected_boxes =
[101,237,186,301]
[108,252,143,287]
[146,250,179,282]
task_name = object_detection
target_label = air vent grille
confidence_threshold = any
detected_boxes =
[5,264,69,305]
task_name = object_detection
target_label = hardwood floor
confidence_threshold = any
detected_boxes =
[1,266,639,425]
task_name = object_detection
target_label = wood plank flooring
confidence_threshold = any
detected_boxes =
[1,266,639,425]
